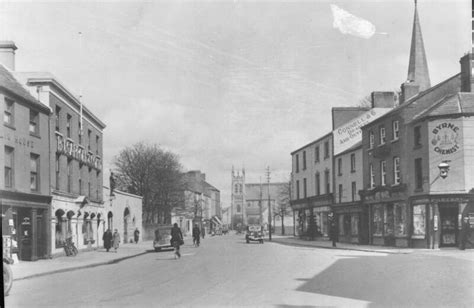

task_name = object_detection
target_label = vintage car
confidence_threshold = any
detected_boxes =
[245,225,264,244]
[153,225,173,252]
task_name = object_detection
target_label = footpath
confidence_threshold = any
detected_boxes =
[9,234,473,281]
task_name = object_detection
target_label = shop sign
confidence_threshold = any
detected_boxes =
[56,134,102,170]
[3,132,35,149]
[333,108,391,155]
[431,122,460,155]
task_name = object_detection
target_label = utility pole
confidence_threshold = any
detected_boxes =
[266,166,272,241]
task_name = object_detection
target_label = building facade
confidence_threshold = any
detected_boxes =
[16,71,106,255]
[1,45,52,261]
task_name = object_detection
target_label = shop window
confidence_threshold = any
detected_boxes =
[394,203,407,236]
[351,215,359,235]
[373,205,383,236]
[412,204,426,238]
[82,220,94,245]
[4,146,14,188]
[55,213,67,248]
[321,212,328,237]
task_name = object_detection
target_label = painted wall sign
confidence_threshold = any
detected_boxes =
[56,134,102,170]
[333,108,391,155]
[431,122,460,155]
[3,133,35,149]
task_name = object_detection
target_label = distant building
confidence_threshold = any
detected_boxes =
[1,42,52,261]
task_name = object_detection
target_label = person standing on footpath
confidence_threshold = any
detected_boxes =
[134,228,140,244]
[171,223,183,259]
[103,229,113,252]
[329,213,337,248]
[112,229,121,253]
[192,224,201,247]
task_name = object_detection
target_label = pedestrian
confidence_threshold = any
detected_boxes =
[112,229,121,253]
[171,223,183,259]
[134,228,140,244]
[102,228,113,252]
[192,224,201,247]
[330,220,337,248]
[460,216,473,250]
[201,226,206,239]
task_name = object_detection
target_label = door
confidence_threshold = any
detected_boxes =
[440,206,458,247]
[384,204,395,246]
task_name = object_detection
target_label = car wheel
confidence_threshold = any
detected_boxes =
[154,247,161,252]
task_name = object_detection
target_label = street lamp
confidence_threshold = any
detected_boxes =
[438,160,450,179]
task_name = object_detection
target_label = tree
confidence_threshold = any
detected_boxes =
[274,180,292,235]
[113,142,184,224]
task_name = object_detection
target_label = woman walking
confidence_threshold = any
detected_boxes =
[171,223,183,259]
[103,229,113,252]
[112,229,121,253]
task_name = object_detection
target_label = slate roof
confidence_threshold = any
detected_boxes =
[411,92,474,122]
[0,64,50,113]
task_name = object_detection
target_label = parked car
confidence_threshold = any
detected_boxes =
[153,225,173,252]
[245,225,264,244]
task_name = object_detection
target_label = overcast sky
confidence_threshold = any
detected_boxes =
[1,0,470,207]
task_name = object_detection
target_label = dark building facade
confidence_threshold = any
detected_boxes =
[1,42,52,261]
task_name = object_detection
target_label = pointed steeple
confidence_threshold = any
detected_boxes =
[406,0,430,91]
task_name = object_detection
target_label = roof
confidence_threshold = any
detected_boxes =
[0,65,50,113]
[245,182,287,201]
[290,131,332,155]
[14,71,106,129]
[334,141,362,157]
[411,92,474,122]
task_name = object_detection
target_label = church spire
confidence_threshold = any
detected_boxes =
[406,0,430,91]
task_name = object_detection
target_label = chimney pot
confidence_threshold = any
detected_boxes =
[0,41,17,71]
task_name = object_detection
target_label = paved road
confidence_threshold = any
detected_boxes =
[6,234,474,307]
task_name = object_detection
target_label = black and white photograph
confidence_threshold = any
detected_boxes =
[1,0,473,307]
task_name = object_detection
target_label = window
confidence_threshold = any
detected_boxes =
[55,106,61,131]
[67,158,73,193]
[350,153,356,172]
[351,181,357,201]
[412,204,426,238]
[414,126,421,147]
[303,178,307,198]
[380,160,387,186]
[4,146,14,188]
[315,173,320,196]
[394,202,407,236]
[315,146,320,163]
[30,154,39,191]
[380,126,386,145]
[324,170,330,194]
[337,158,342,176]
[29,110,39,134]
[324,141,329,159]
[369,164,375,189]
[392,120,399,140]
[88,167,92,197]
[4,98,14,126]
[55,154,60,190]
[296,180,300,199]
[88,129,92,151]
[66,114,72,138]
[79,178,82,195]
[295,154,299,173]
[393,157,401,184]
[369,131,375,149]
[96,135,100,155]
[415,158,423,190]
[302,151,307,170]
[338,184,343,203]
[234,184,239,194]
[96,170,101,200]
[78,120,82,144]
[373,205,383,236]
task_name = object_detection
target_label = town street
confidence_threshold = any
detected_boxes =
[6,234,474,308]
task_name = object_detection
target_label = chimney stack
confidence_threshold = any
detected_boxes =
[400,81,420,104]
[0,41,17,71]
[371,91,398,108]
[460,53,473,92]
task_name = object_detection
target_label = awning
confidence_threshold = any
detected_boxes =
[211,216,222,225]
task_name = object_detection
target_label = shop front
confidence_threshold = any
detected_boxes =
[291,194,333,240]
[332,202,368,244]
[410,194,474,249]
[1,191,51,261]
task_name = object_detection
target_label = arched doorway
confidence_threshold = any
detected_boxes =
[107,211,113,231]
[123,208,130,243]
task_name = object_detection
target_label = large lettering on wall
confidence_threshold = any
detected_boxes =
[333,108,391,155]
[430,122,460,155]
[56,134,102,170]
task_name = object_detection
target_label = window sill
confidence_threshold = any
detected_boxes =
[30,132,41,139]
[391,183,402,187]
[377,143,386,147]
[4,123,15,130]
[391,138,399,143]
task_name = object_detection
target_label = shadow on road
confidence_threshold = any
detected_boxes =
[294,254,473,307]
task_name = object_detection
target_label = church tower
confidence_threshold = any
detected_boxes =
[231,166,246,229]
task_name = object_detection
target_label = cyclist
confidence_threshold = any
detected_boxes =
[171,223,183,259]
[192,224,201,247]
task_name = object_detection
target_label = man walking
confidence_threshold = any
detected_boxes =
[192,224,201,247]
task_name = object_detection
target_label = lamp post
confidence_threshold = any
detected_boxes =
[266,166,272,241]
[428,160,451,249]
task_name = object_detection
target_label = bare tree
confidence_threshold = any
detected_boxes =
[274,180,292,235]
[113,142,184,224]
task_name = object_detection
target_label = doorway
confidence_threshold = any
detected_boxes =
[439,205,458,247]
